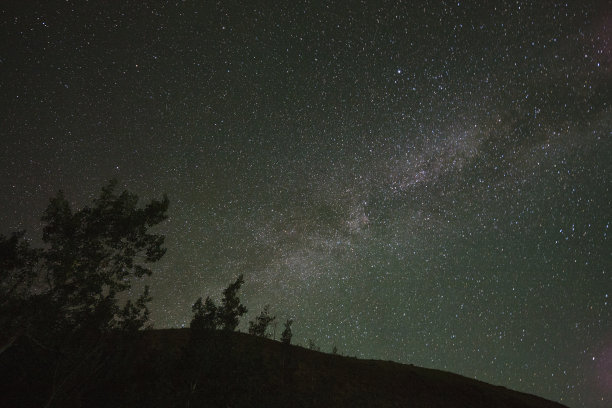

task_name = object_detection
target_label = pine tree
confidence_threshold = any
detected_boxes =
[307,339,319,351]
[248,304,275,337]
[0,231,39,347]
[280,319,293,344]
[190,296,218,331]
[0,181,168,406]
[117,285,153,331]
[40,180,168,335]
[217,274,248,331]
[0,180,168,343]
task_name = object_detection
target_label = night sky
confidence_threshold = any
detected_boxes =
[1,1,610,407]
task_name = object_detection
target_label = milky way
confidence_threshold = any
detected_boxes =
[0,2,610,407]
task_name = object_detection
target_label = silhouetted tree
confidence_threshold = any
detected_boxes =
[217,274,248,331]
[307,339,320,351]
[0,231,37,302]
[191,296,218,331]
[39,180,168,336]
[0,231,39,353]
[0,180,169,406]
[0,180,168,345]
[248,304,275,337]
[280,319,293,344]
[117,285,153,332]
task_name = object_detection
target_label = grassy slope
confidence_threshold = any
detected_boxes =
[135,328,569,408]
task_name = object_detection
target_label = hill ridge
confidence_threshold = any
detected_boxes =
[135,328,569,408]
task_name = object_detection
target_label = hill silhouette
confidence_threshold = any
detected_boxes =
[2,328,569,408]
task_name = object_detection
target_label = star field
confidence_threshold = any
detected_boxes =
[0,1,610,407]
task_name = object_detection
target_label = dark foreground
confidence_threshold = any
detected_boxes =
[1,328,569,408]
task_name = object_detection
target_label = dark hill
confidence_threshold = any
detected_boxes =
[1,328,569,408]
